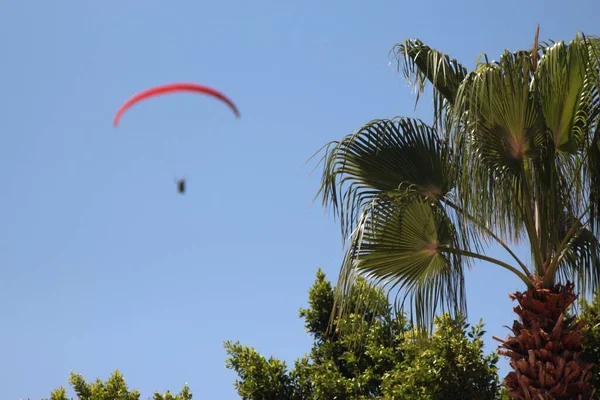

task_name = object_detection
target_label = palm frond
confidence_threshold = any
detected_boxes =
[453,50,541,243]
[590,126,600,233]
[554,212,600,298]
[583,36,600,234]
[526,34,600,273]
[531,24,540,71]
[317,117,455,241]
[333,197,466,334]
[535,35,598,153]
[391,39,468,124]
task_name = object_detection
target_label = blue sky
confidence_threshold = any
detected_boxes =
[2,0,599,398]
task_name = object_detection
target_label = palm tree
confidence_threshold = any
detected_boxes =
[316,27,600,399]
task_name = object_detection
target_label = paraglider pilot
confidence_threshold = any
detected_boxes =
[177,178,186,194]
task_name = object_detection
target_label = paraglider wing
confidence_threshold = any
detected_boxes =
[113,82,240,127]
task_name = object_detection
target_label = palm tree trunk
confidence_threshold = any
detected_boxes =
[493,281,595,399]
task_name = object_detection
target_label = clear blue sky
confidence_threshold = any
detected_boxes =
[2,1,599,398]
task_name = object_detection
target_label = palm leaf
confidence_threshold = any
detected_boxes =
[391,39,468,124]
[590,126,600,233]
[453,50,542,243]
[535,34,598,153]
[317,117,455,241]
[584,36,600,234]
[334,197,466,334]
[538,35,600,279]
[554,211,600,298]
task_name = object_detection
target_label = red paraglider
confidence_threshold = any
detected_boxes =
[113,82,240,127]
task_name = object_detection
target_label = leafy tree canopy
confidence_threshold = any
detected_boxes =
[225,269,501,399]
[43,370,192,400]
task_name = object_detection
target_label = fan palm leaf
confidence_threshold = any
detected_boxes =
[335,198,466,333]
[317,117,455,241]
[391,39,468,124]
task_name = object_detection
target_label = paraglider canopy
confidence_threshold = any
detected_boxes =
[113,82,240,127]
[113,82,240,195]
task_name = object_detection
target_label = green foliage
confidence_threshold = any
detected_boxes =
[225,269,501,399]
[224,342,295,400]
[578,291,600,390]
[44,370,192,400]
[382,315,500,399]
